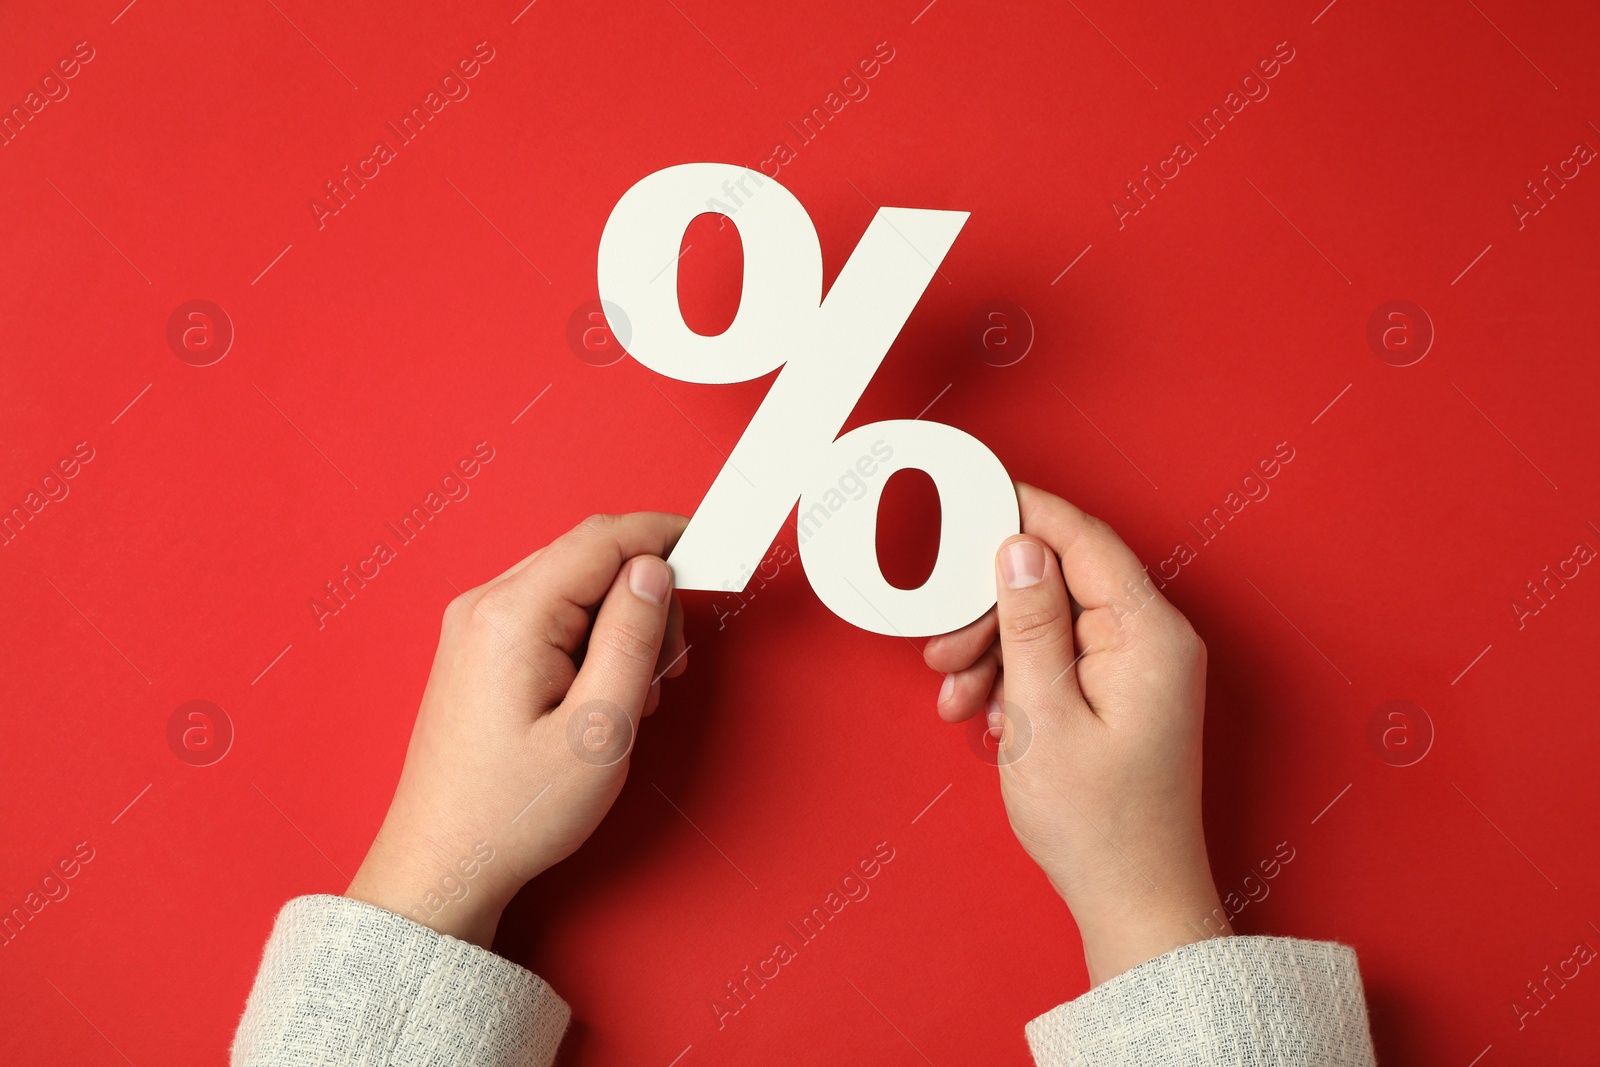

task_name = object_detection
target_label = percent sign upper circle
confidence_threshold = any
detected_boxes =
[598,163,1019,636]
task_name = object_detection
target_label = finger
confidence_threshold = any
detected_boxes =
[449,547,544,609]
[655,592,689,680]
[969,672,1009,745]
[971,670,1006,726]
[501,512,688,651]
[491,546,543,586]
[642,679,662,718]
[562,555,674,729]
[986,674,1041,769]
[994,535,1092,713]
[936,641,1000,723]
[1073,604,1126,656]
[1016,483,1166,614]
[924,608,998,673]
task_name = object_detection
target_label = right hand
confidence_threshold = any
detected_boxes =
[925,483,1230,985]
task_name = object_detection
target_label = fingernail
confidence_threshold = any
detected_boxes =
[629,558,670,605]
[1001,540,1045,589]
[938,673,955,705]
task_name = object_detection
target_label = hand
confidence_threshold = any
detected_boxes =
[345,512,689,949]
[925,484,1229,985]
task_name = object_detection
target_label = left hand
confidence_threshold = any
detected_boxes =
[345,512,689,949]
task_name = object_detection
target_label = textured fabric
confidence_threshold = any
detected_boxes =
[232,895,569,1067]
[1025,936,1376,1067]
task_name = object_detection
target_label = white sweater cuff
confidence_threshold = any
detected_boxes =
[1024,935,1376,1067]
[233,894,569,1067]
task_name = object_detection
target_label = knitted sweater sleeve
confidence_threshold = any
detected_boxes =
[1025,936,1377,1067]
[231,895,569,1067]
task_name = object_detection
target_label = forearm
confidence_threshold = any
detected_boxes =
[1026,935,1376,1067]
[233,895,568,1067]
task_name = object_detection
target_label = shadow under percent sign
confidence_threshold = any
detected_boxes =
[598,163,1018,637]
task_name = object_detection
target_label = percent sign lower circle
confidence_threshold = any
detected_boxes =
[598,163,1018,635]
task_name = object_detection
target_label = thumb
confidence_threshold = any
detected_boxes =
[995,536,1090,705]
[562,555,674,743]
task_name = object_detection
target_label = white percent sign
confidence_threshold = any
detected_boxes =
[598,163,1018,636]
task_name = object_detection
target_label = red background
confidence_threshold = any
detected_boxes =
[3,0,1598,1063]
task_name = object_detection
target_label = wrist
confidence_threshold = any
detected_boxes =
[1071,884,1231,986]
[346,831,515,950]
